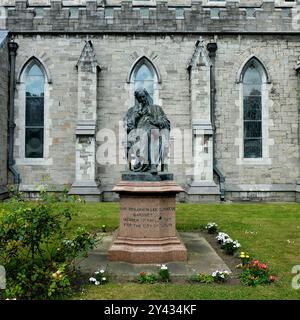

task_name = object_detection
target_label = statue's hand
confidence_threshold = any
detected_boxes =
[142,105,152,115]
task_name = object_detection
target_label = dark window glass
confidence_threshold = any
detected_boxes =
[134,63,154,98]
[244,139,262,158]
[243,63,262,158]
[26,97,44,126]
[25,128,44,158]
[25,63,44,158]
[243,96,261,120]
[244,121,262,138]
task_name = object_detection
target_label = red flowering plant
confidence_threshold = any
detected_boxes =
[240,259,278,286]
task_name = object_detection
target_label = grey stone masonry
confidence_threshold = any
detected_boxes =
[5,0,300,34]
[10,33,300,202]
[297,70,300,203]
[0,31,8,199]
[69,40,101,200]
[187,39,220,199]
[2,0,300,202]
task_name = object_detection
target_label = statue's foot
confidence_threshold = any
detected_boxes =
[150,165,158,175]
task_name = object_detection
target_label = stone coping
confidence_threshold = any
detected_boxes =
[113,180,184,193]
[5,1,298,34]
[121,172,174,182]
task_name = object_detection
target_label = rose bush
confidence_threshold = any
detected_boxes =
[0,199,96,299]
[240,259,277,286]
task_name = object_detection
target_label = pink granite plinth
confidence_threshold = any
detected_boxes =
[107,180,188,264]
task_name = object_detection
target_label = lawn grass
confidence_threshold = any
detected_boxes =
[69,202,300,300]
[1,201,300,299]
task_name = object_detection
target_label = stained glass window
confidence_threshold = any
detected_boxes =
[134,63,154,98]
[243,63,262,158]
[25,63,44,158]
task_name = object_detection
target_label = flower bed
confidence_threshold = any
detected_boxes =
[205,222,278,287]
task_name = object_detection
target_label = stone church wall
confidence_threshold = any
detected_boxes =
[214,35,300,200]
[11,33,300,201]
[3,0,300,201]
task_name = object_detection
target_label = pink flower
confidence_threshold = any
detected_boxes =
[259,263,267,270]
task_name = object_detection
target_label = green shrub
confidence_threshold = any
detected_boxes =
[137,265,171,284]
[7,184,85,204]
[0,202,96,299]
[189,273,214,284]
[205,222,218,234]
[158,264,171,282]
[137,272,158,284]
[8,185,24,202]
[39,186,84,204]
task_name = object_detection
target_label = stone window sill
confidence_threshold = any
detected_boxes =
[16,158,53,166]
[236,158,272,166]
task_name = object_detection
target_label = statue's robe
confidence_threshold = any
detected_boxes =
[125,104,170,171]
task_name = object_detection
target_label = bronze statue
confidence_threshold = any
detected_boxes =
[124,89,170,174]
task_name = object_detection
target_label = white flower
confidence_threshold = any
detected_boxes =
[206,222,218,229]
[216,232,230,244]
[233,241,241,248]
[89,277,96,282]
[212,272,216,277]
[95,271,100,275]
[100,269,105,273]
[95,281,100,285]
[160,264,168,270]
[206,222,218,228]
[101,277,106,281]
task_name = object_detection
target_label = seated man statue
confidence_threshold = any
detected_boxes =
[124,89,170,174]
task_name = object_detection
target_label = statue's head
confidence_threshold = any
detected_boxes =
[134,89,151,106]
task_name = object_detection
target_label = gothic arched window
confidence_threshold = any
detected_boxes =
[25,63,45,158]
[127,56,161,107]
[134,62,155,98]
[243,60,263,158]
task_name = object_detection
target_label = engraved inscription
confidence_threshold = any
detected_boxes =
[121,206,175,229]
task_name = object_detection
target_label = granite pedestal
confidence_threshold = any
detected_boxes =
[107,173,188,264]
